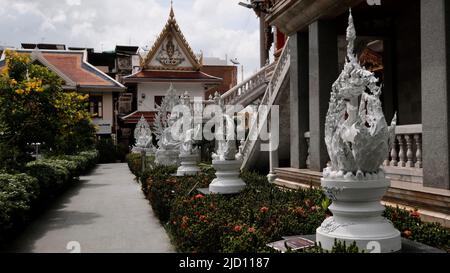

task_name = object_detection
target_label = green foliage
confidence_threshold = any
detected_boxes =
[384,206,450,252]
[0,150,98,245]
[126,153,156,178]
[0,173,39,235]
[0,51,95,170]
[25,161,70,194]
[96,138,128,163]
[138,165,328,253]
[135,165,450,253]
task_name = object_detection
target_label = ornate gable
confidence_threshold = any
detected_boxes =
[142,6,201,71]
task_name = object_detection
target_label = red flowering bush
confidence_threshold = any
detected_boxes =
[136,165,450,253]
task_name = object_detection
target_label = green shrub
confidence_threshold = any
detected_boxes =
[47,150,98,175]
[384,206,450,252]
[126,153,155,178]
[40,159,79,177]
[25,161,69,195]
[140,165,328,253]
[0,173,39,233]
[96,138,128,163]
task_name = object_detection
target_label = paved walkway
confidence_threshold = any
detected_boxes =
[6,163,174,253]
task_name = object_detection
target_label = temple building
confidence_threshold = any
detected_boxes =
[232,0,450,226]
[121,6,236,131]
[0,48,126,136]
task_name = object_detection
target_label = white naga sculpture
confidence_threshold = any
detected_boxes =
[154,84,181,166]
[316,9,401,253]
[176,92,201,176]
[132,115,155,155]
[209,93,246,194]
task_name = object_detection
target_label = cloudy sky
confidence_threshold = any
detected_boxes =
[0,0,262,78]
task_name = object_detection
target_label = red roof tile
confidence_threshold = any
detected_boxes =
[0,50,124,90]
[123,70,222,83]
[43,53,116,87]
[121,111,157,124]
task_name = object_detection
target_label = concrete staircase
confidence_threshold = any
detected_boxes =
[236,40,291,171]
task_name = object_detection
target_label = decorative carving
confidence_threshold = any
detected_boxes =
[132,115,154,154]
[317,10,401,253]
[154,83,180,146]
[319,217,354,234]
[157,34,185,66]
[324,9,396,179]
[211,92,240,161]
[160,114,181,151]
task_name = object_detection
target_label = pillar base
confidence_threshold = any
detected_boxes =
[209,160,246,194]
[316,176,401,253]
[176,153,200,176]
[155,149,180,166]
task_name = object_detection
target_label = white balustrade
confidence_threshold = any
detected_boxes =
[387,124,422,169]
[239,40,291,169]
[305,124,423,170]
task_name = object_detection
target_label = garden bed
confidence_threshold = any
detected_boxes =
[131,161,450,253]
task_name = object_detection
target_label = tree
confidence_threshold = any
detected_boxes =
[0,50,94,170]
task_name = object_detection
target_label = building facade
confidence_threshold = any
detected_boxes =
[238,0,450,225]
[0,48,126,137]
[120,6,237,145]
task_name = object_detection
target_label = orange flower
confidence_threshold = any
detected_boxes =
[234,225,242,232]
[15,89,25,95]
[181,216,189,229]
[194,194,205,199]
[403,230,412,238]
[294,207,306,216]
[304,199,312,208]
[248,227,256,233]
[410,210,420,218]
[260,206,269,213]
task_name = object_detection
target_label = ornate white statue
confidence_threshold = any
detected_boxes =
[154,83,180,146]
[316,9,401,253]
[324,10,396,177]
[160,114,181,151]
[132,115,154,154]
[154,84,181,166]
[175,92,201,176]
[208,93,246,194]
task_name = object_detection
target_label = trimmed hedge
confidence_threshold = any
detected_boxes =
[0,150,98,245]
[0,174,40,233]
[126,153,155,178]
[138,165,450,253]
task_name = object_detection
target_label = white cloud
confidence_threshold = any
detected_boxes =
[0,0,260,78]
[66,0,81,6]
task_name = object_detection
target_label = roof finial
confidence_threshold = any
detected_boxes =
[169,0,175,19]
[346,8,356,60]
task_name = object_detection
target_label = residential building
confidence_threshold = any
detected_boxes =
[0,48,126,137]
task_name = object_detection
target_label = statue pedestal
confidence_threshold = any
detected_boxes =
[155,149,179,166]
[209,159,246,194]
[176,153,200,176]
[316,176,401,253]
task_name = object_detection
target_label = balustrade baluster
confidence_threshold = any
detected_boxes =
[405,135,414,167]
[390,138,398,167]
[414,134,422,168]
[397,135,406,167]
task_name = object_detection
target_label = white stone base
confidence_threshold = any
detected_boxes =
[316,177,401,253]
[209,159,246,194]
[155,149,179,166]
[176,153,200,176]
